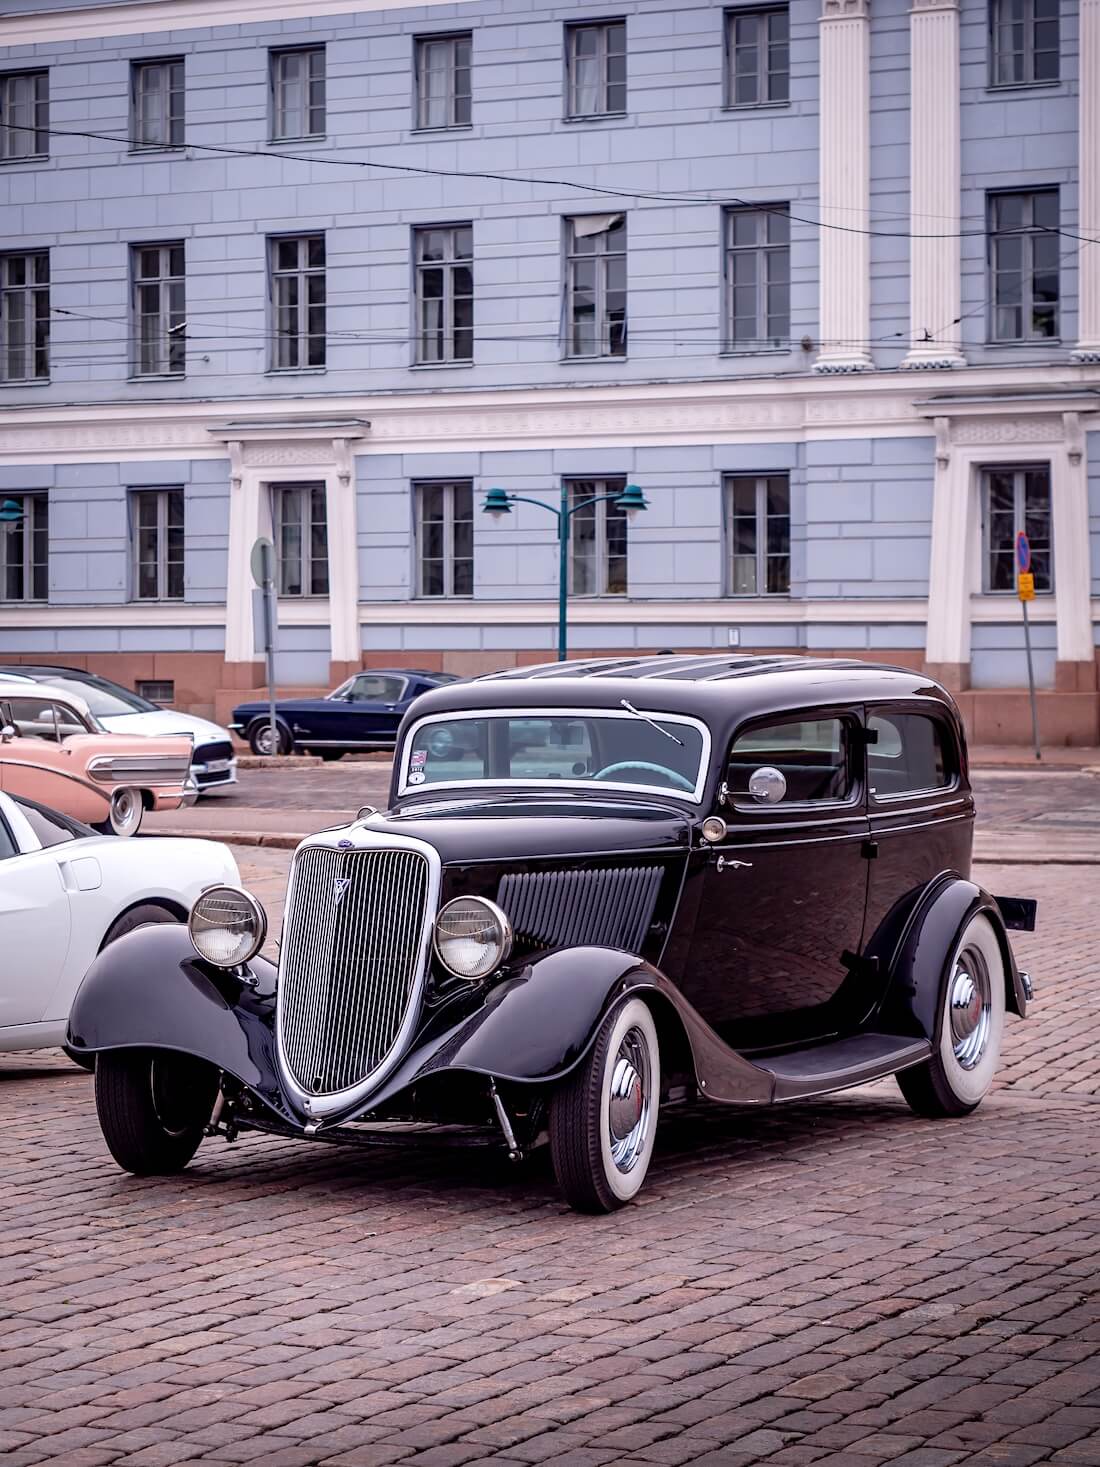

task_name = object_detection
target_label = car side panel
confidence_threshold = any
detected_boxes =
[0,737,111,823]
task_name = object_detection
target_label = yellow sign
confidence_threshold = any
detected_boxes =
[1017,572,1035,602]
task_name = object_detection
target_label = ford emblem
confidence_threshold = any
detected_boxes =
[337,839,353,849]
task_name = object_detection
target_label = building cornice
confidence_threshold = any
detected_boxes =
[2,0,468,46]
[0,366,1097,463]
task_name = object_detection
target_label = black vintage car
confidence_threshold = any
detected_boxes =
[71,655,1035,1213]
[230,669,460,757]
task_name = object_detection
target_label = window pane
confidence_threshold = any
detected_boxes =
[729,717,851,803]
[867,714,950,797]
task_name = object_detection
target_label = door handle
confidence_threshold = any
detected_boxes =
[716,856,752,873]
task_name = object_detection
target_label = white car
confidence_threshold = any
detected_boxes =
[0,789,239,1062]
[0,667,237,793]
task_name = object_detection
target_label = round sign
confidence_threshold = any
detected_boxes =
[1015,531,1031,573]
[250,536,275,588]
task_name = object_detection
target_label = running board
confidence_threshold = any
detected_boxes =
[757,1033,932,1102]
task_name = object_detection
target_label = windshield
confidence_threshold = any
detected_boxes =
[40,676,156,717]
[400,710,709,802]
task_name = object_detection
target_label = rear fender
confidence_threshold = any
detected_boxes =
[881,874,1028,1043]
[360,946,774,1113]
[66,923,293,1122]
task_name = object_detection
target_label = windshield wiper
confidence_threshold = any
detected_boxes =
[619,699,684,747]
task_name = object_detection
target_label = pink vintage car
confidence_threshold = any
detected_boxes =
[0,679,195,836]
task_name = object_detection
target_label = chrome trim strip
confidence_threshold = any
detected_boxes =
[397,706,712,805]
[274,825,442,1122]
[86,755,192,785]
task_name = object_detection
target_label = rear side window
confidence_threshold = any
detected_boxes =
[727,715,854,805]
[868,712,952,798]
[14,796,81,847]
[0,810,17,860]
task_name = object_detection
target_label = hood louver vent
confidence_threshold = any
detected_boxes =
[497,865,662,955]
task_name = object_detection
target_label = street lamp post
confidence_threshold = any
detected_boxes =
[483,482,648,662]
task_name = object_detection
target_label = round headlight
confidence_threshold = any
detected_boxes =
[434,896,512,980]
[188,886,267,968]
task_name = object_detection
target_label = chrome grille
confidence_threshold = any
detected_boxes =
[497,865,662,954]
[278,845,430,1097]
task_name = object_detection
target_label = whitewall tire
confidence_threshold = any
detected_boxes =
[898,912,1006,1118]
[94,787,143,838]
[549,997,660,1213]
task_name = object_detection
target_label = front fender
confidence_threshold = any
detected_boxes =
[66,924,294,1122]
[881,874,1028,1043]
[359,946,774,1114]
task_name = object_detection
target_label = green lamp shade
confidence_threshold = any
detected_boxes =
[616,483,648,513]
[482,487,513,516]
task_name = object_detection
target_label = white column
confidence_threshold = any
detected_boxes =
[326,438,361,670]
[224,442,263,667]
[814,0,874,373]
[1073,0,1100,361]
[1052,413,1095,665]
[924,418,972,684]
[903,0,964,369]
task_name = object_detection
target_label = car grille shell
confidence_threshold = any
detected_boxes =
[277,844,431,1100]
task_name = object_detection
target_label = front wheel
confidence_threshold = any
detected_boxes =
[93,787,143,838]
[94,1049,219,1175]
[897,912,1007,1118]
[549,997,660,1213]
[248,721,292,756]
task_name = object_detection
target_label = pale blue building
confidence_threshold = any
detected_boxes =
[0,0,1097,741]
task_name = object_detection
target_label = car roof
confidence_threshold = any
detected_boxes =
[399,655,962,740]
[0,676,93,717]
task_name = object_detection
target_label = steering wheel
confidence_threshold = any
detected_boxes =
[593,761,695,793]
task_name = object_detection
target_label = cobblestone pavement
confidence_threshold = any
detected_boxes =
[3,859,1099,1467]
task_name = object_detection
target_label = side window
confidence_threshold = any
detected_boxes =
[7,695,62,741]
[728,715,853,805]
[350,675,406,703]
[0,808,17,860]
[13,797,77,848]
[868,713,952,798]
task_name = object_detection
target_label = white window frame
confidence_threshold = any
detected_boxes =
[564,215,627,360]
[724,206,790,349]
[270,47,325,141]
[725,474,791,597]
[0,492,48,604]
[270,234,326,371]
[980,463,1053,594]
[989,0,1060,88]
[131,487,185,602]
[725,5,790,108]
[0,250,49,382]
[130,58,184,149]
[565,20,627,119]
[414,224,473,364]
[273,482,329,598]
[415,480,474,599]
[988,188,1060,342]
[567,478,628,598]
[130,241,185,377]
[414,33,472,130]
[0,70,49,161]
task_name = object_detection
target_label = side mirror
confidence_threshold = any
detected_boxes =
[0,724,15,744]
[748,766,787,805]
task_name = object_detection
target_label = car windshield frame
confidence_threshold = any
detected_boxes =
[397,706,712,804]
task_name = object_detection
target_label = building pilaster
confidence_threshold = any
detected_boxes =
[814,0,874,374]
[326,438,362,684]
[902,0,965,369]
[1073,0,1100,362]
[1052,413,1096,682]
[223,440,264,680]
[924,418,972,688]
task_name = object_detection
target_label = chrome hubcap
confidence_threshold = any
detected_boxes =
[112,789,137,831]
[608,1027,651,1174]
[949,948,992,1071]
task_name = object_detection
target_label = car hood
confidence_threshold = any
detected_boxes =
[330,794,694,865]
[97,710,233,744]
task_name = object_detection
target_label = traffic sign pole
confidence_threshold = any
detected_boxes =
[1015,532,1041,762]
[250,537,279,757]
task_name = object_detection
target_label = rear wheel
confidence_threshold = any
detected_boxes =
[897,912,1006,1118]
[248,721,292,756]
[94,1048,218,1175]
[92,787,143,838]
[549,997,660,1213]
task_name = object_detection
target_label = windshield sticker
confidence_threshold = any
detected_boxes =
[407,770,426,785]
[410,750,427,768]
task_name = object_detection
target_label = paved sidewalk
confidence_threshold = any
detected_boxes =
[2,860,1099,1467]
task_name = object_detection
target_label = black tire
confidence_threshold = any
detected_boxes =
[319,749,344,762]
[94,1048,218,1175]
[897,912,1007,1119]
[549,997,660,1214]
[248,721,292,756]
[63,907,180,1072]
